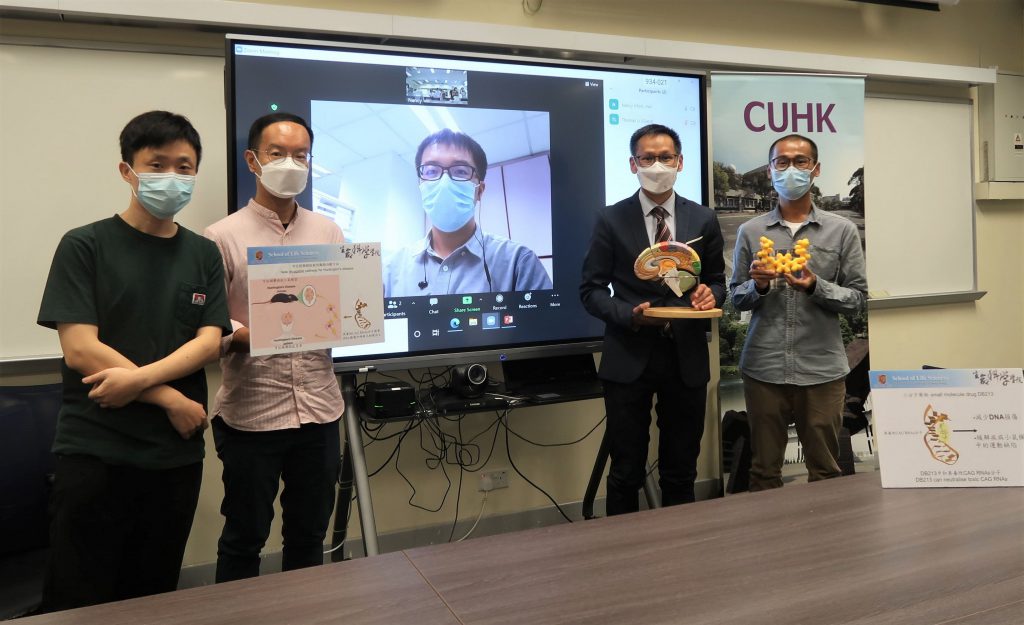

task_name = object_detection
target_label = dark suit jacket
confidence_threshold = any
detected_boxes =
[580,192,726,387]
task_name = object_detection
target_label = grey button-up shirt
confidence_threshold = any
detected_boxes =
[383,227,552,297]
[730,205,867,386]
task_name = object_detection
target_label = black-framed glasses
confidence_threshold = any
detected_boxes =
[633,153,679,167]
[417,163,476,181]
[770,156,815,171]
[254,149,312,166]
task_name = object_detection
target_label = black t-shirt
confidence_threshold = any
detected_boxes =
[38,215,231,469]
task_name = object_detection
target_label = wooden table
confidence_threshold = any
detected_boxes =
[22,472,1024,624]
[18,552,460,625]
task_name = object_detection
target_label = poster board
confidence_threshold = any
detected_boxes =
[246,243,384,356]
[870,368,1024,488]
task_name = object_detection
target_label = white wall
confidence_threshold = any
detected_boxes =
[1,0,1021,569]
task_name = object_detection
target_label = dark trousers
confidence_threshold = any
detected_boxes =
[212,416,341,583]
[603,342,707,516]
[743,374,846,491]
[38,454,202,613]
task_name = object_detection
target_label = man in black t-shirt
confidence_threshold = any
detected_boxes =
[35,111,231,613]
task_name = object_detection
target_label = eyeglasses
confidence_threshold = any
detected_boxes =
[633,154,679,167]
[417,164,476,181]
[770,156,815,171]
[254,149,312,167]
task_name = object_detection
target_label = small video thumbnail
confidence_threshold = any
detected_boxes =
[406,67,468,105]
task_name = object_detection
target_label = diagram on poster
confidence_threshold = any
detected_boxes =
[247,243,384,356]
[922,404,960,465]
[870,369,1024,488]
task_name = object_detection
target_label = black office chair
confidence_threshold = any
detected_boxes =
[721,409,752,493]
[0,383,61,619]
[842,339,873,454]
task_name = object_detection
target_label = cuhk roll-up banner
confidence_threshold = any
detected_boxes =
[710,73,866,375]
[710,73,864,217]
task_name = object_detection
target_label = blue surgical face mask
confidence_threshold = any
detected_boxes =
[771,166,814,202]
[420,175,478,233]
[127,165,195,219]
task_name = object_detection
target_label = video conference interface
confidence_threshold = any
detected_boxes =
[229,39,705,367]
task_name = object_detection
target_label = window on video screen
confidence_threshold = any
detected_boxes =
[229,40,705,368]
[310,101,554,298]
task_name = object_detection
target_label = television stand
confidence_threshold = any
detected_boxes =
[332,373,380,558]
[331,361,644,557]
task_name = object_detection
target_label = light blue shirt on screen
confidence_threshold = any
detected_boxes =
[383,227,552,297]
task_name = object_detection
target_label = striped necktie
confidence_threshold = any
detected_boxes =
[652,205,671,243]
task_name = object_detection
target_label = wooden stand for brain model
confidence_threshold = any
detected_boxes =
[634,241,723,319]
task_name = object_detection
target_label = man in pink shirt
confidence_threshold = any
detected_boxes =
[204,113,344,582]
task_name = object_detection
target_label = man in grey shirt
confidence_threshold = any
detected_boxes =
[730,134,867,491]
[383,129,551,297]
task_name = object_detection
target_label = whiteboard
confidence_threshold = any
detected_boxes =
[864,96,975,299]
[0,43,982,359]
[0,44,226,360]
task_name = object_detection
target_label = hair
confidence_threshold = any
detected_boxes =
[119,110,202,167]
[415,129,489,181]
[769,134,819,163]
[247,112,314,151]
[629,124,682,156]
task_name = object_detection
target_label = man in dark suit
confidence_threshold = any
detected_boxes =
[580,124,725,515]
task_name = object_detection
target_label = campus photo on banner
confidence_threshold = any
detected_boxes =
[711,73,868,459]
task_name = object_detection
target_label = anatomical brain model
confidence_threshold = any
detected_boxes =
[633,241,702,297]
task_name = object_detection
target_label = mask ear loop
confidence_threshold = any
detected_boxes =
[470,191,493,292]
[123,163,141,200]
[247,150,266,182]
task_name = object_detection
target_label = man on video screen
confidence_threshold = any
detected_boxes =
[383,129,552,297]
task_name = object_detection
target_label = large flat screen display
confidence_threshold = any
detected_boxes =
[227,35,707,372]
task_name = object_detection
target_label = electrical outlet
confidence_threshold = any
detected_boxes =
[478,469,509,492]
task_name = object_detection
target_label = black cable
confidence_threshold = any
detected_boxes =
[502,410,573,523]
[376,369,408,384]
[420,415,451,470]
[360,418,389,437]
[430,411,488,470]
[361,418,413,442]
[451,412,495,468]
[473,227,493,292]
[362,369,460,513]
[504,414,605,447]
[395,418,452,513]
[447,462,464,542]
[458,413,503,472]
[358,366,590,528]
[366,420,416,477]
[415,366,452,389]
[327,491,358,560]
[646,458,660,478]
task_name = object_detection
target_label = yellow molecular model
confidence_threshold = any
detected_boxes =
[756,236,811,274]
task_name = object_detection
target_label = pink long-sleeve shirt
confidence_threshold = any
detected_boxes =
[204,200,345,431]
